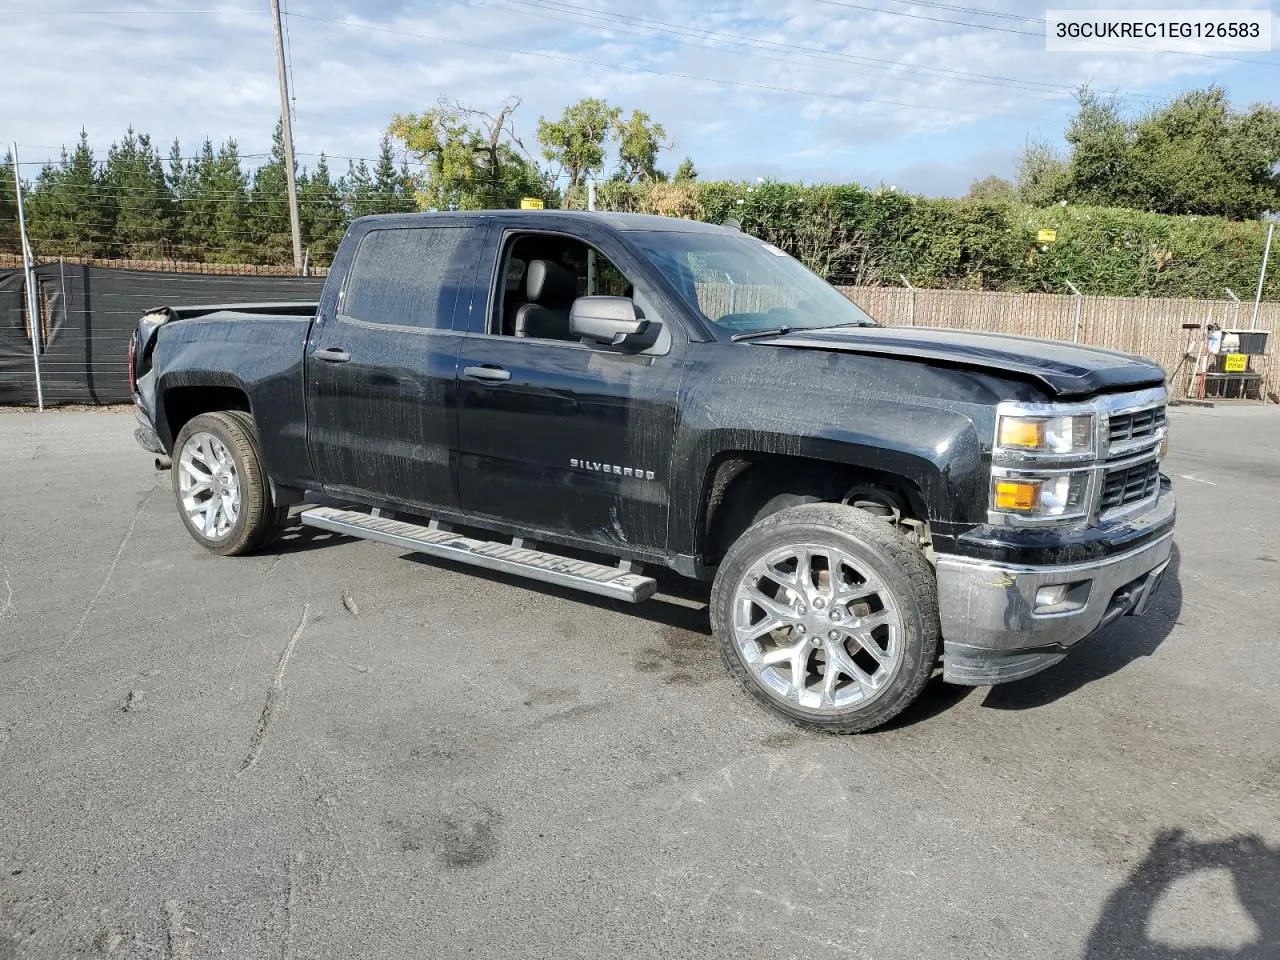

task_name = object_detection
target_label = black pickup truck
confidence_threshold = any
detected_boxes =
[130,210,1175,732]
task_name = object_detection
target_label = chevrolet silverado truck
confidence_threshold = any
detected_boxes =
[129,211,1175,733]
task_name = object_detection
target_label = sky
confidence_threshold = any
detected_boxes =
[1,0,1278,196]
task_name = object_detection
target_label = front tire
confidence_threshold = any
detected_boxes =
[710,503,940,733]
[171,410,286,556]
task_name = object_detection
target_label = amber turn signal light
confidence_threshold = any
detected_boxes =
[994,479,1041,512]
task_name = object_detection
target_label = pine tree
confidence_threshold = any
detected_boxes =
[345,156,373,218]
[179,138,250,262]
[0,150,20,254]
[299,153,346,264]
[26,131,110,257]
[103,127,175,258]
[247,120,295,264]
[372,135,417,214]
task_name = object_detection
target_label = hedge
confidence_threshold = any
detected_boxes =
[565,181,1278,300]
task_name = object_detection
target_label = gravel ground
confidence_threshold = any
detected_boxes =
[1,404,1277,959]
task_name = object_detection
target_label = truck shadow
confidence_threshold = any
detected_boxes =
[980,542,1183,712]
[268,521,358,555]
[398,552,715,635]
[1084,828,1280,958]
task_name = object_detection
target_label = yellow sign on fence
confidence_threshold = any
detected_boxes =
[1223,353,1248,373]
[520,198,545,210]
[1037,228,1058,243]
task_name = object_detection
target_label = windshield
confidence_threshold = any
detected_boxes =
[628,229,876,336]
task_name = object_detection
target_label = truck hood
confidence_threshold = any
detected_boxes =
[761,326,1166,398]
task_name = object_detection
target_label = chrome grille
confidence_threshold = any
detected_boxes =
[1108,406,1166,446]
[1099,459,1161,513]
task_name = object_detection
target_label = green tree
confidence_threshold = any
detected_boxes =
[614,109,670,183]
[966,175,1015,201]
[1017,140,1070,206]
[102,127,175,258]
[246,120,295,263]
[390,97,544,209]
[1127,86,1280,219]
[0,150,19,254]
[1020,85,1280,219]
[299,153,346,263]
[177,138,251,262]
[536,97,620,190]
[26,131,110,258]
[673,156,698,184]
[1061,88,1136,207]
[345,137,417,221]
[374,136,418,213]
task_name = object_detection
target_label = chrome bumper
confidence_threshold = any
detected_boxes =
[935,492,1174,685]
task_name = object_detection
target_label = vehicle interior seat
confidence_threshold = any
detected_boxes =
[514,260,577,340]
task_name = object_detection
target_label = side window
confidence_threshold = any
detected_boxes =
[493,234,635,340]
[342,226,472,329]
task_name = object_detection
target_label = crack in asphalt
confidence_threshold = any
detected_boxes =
[58,484,160,659]
[238,604,311,775]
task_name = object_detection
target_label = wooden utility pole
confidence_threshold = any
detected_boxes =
[270,0,303,272]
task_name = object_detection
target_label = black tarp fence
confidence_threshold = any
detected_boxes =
[0,263,327,406]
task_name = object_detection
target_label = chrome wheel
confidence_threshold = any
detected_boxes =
[731,542,905,713]
[178,431,240,541]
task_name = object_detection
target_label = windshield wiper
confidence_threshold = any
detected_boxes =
[730,326,793,342]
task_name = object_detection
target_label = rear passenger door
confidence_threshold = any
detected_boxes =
[306,222,487,511]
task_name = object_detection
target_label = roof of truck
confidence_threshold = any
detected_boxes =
[353,210,734,234]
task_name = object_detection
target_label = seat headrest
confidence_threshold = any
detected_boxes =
[526,260,577,304]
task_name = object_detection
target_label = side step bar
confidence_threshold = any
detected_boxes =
[299,506,658,603]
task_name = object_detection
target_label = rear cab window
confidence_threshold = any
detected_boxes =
[341,225,478,330]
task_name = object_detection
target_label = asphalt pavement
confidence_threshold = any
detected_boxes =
[1,404,1277,959]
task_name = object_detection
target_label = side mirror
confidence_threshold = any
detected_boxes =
[570,296,653,349]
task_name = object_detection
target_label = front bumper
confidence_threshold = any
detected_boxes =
[935,489,1174,685]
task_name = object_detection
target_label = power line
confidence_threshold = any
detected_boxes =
[872,0,1040,23]
[286,11,1058,123]
[801,0,1279,67]
[0,8,261,14]
[475,0,1113,101]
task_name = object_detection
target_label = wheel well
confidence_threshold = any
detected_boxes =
[161,386,251,446]
[700,453,928,565]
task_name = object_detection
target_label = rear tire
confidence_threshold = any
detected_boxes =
[171,411,287,556]
[711,503,940,733]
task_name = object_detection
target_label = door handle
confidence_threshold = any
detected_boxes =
[314,347,351,363]
[463,365,511,382]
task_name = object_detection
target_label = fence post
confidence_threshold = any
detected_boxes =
[1065,279,1084,343]
[900,274,915,326]
[1251,222,1274,328]
[1225,288,1241,330]
[10,142,44,411]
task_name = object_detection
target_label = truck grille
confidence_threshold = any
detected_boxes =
[1099,459,1161,514]
[1108,406,1166,445]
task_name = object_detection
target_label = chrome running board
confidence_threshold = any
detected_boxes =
[299,506,657,603]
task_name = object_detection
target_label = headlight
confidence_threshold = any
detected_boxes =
[997,414,1094,457]
[992,471,1091,519]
